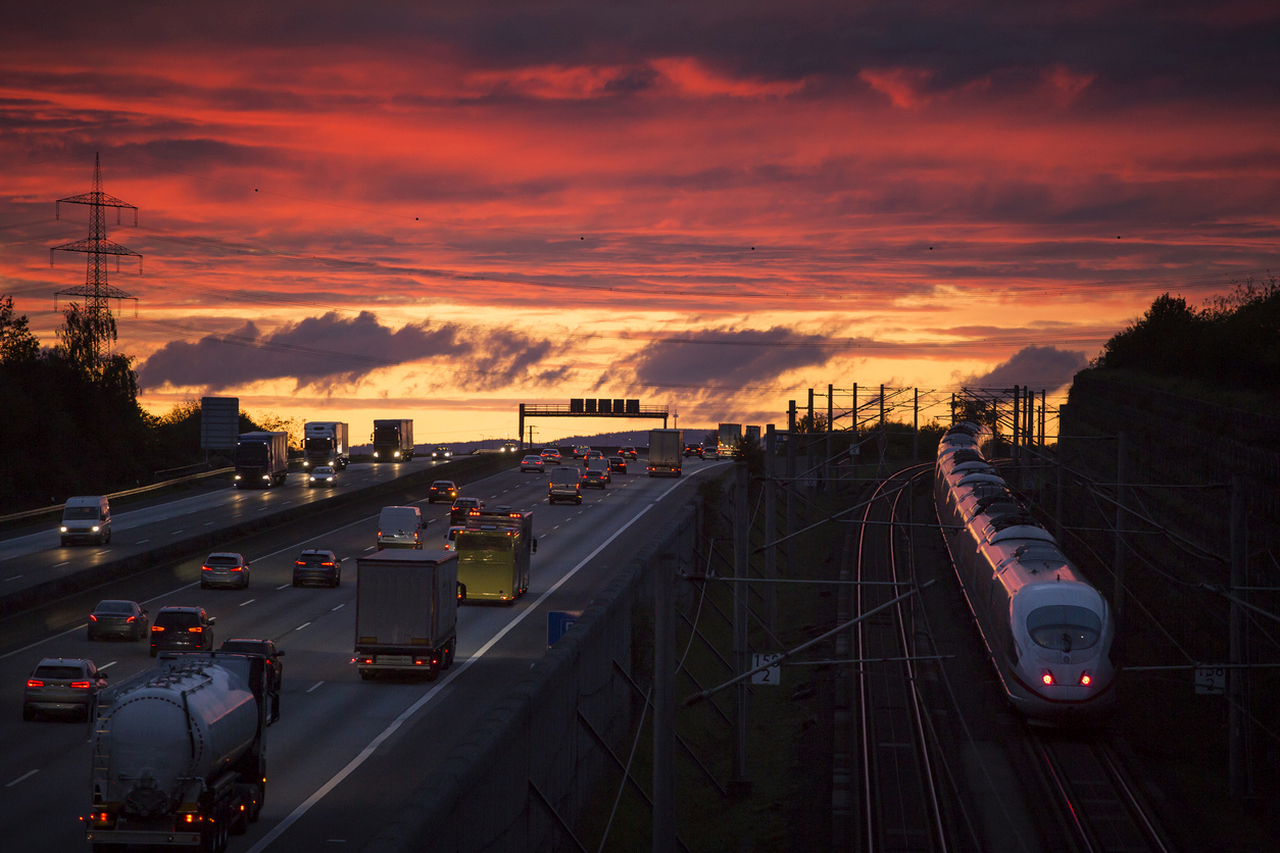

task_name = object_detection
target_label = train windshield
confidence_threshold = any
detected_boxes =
[1026,605,1101,652]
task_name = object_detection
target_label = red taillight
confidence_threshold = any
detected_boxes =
[188,626,203,633]
[89,615,98,622]
[1079,672,1092,686]
[1041,671,1054,686]
[229,565,243,572]
[151,626,164,632]
[71,681,92,689]
[295,560,305,566]
[201,565,211,572]
[27,679,44,688]
[125,616,135,623]
[321,562,334,567]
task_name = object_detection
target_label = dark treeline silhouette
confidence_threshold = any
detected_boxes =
[0,296,224,512]
[1095,277,1280,392]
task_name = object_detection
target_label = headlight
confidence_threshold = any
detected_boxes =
[394,451,401,458]
[92,525,100,532]
[234,474,242,480]
[60,526,68,533]
[262,474,270,480]
[373,451,380,458]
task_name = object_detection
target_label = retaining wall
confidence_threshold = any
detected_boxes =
[363,498,702,853]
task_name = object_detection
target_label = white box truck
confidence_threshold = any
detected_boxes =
[355,549,458,681]
[647,428,683,477]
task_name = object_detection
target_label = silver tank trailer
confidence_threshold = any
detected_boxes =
[95,662,259,818]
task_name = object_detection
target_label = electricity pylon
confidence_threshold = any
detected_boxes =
[51,152,141,363]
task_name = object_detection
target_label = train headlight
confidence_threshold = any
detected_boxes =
[1041,670,1055,686]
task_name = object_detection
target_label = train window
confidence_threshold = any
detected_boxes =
[1026,605,1101,651]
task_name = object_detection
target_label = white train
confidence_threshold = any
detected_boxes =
[935,422,1116,722]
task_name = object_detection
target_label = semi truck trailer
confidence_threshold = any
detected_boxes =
[303,421,349,469]
[234,430,289,488]
[355,549,457,680]
[85,651,279,852]
[647,428,683,477]
[372,419,414,462]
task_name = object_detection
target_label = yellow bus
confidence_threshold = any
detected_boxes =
[455,509,535,604]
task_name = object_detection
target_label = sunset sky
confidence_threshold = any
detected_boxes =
[2,2,1277,445]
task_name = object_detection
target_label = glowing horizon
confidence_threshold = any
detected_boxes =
[2,2,1275,442]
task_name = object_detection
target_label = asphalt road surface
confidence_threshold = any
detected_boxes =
[0,455,726,852]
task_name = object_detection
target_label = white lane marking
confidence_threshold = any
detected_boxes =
[330,604,344,611]
[5,575,22,582]
[245,478,687,853]
[136,539,149,544]
[5,769,38,788]
[98,661,117,670]
[340,557,350,562]
[171,530,184,535]
[276,584,290,590]
[295,622,311,631]
[240,599,257,607]
[364,546,377,552]
[203,521,214,526]
[307,681,324,694]
[54,561,69,568]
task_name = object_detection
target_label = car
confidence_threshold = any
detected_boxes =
[500,441,519,453]
[218,638,284,690]
[201,552,250,590]
[429,480,459,503]
[450,496,484,525]
[150,606,216,656]
[432,445,453,459]
[618,446,638,460]
[572,445,591,459]
[293,549,341,587]
[583,468,609,489]
[520,454,545,472]
[443,524,466,550]
[584,450,605,465]
[23,658,107,721]
[539,447,563,463]
[308,465,338,487]
[608,456,627,474]
[87,599,148,641]
[684,443,704,458]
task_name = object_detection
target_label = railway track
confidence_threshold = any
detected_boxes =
[1029,731,1176,853]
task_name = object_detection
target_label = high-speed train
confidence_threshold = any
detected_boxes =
[935,422,1116,723]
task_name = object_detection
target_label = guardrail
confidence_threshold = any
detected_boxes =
[0,467,235,526]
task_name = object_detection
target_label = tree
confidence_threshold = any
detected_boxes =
[55,302,118,379]
[0,296,39,364]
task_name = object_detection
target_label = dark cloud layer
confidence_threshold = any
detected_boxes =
[138,310,564,392]
[625,326,833,390]
[965,345,1086,390]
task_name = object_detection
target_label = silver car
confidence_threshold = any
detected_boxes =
[24,658,107,721]
[200,552,251,589]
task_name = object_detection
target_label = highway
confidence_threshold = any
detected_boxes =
[0,454,724,852]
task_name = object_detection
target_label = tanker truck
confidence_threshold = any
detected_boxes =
[84,651,279,852]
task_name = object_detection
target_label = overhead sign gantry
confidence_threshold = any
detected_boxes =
[518,399,669,448]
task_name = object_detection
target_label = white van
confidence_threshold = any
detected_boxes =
[376,506,424,550]
[60,496,111,546]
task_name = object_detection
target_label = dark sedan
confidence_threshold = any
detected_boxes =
[150,606,215,656]
[218,638,285,690]
[293,549,341,587]
[24,658,107,721]
[87,599,148,641]
[608,456,627,473]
